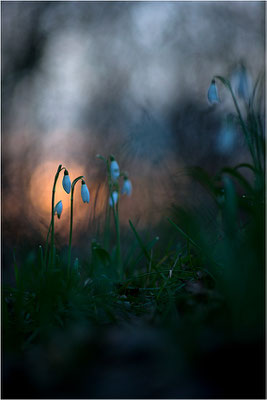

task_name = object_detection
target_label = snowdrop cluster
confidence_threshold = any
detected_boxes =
[108,156,132,207]
[95,154,132,273]
[54,168,90,219]
[207,64,251,106]
[47,164,91,270]
[207,65,252,155]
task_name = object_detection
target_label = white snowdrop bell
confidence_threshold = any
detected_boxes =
[54,200,63,219]
[231,65,252,102]
[121,178,132,196]
[62,170,71,194]
[110,159,120,181]
[207,79,219,104]
[109,191,118,206]
[81,180,90,203]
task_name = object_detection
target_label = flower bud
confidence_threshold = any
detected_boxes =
[54,200,63,219]
[121,177,132,196]
[62,170,71,194]
[110,158,120,181]
[81,180,90,203]
[109,191,118,206]
[231,64,252,102]
[207,79,219,104]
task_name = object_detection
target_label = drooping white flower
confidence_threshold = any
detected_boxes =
[110,157,120,181]
[216,124,236,154]
[109,191,118,206]
[207,79,219,104]
[215,115,236,154]
[121,178,132,196]
[231,64,252,102]
[62,170,71,194]
[81,180,90,203]
[54,200,63,219]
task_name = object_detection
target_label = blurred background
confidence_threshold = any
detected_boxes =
[2,1,264,261]
[2,2,265,399]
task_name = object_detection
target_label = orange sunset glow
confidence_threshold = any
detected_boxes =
[3,135,189,247]
[28,160,109,242]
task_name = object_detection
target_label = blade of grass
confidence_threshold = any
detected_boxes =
[219,167,253,193]
[167,217,222,270]
[234,163,256,172]
[129,219,152,262]
[167,218,201,251]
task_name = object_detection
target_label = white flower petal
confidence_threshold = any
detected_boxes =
[231,66,252,102]
[62,174,71,194]
[54,200,63,219]
[110,160,120,181]
[216,126,236,154]
[207,80,219,104]
[81,182,90,203]
[109,191,118,206]
[121,179,132,196]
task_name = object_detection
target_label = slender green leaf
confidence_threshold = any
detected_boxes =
[167,218,201,250]
[220,167,253,193]
[129,220,151,262]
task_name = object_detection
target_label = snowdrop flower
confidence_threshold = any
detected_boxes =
[169,269,173,279]
[215,115,236,154]
[231,64,252,102]
[216,124,236,154]
[110,156,120,181]
[109,191,118,206]
[207,79,219,104]
[62,170,71,194]
[121,177,132,196]
[81,180,90,203]
[54,200,63,219]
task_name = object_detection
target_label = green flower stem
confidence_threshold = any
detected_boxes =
[44,220,52,268]
[113,196,122,277]
[97,154,122,277]
[68,176,84,276]
[49,164,64,267]
[105,158,112,249]
[107,157,122,277]
[104,198,111,249]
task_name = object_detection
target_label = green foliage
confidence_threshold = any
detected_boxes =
[170,71,264,339]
